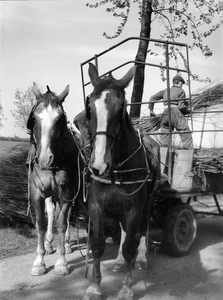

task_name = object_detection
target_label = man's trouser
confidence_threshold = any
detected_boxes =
[159,107,193,150]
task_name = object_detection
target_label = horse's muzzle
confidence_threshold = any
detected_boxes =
[35,154,54,170]
[90,161,110,176]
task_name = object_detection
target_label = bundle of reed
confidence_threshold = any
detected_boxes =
[191,81,223,111]
[0,143,31,224]
[193,148,223,173]
[132,114,162,135]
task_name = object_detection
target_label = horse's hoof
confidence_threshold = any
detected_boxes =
[54,264,69,276]
[45,246,54,255]
[31,264,47,276]
[83,292,102,300]
[134,259,148,270]
[83,285,102,300]
[65,244,72,254]
[117,286,134,300]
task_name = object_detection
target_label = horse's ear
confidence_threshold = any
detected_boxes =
[120,65,136,88]
[32,82,42,100]
[88,63,99,87]
[58,85,69,103]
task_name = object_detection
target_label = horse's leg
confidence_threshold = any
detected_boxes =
[65,205,73,254]
[44,197,55,255]
[134,235,147,269]
[117,213,142,300]
[84,190,105,300]
[31,190,47,276]
[115,233,147,272]
[111,223,125,272]
[134,209,148,270]
[134,179,158,270]
[54,201,71,276]
[112,223,147,271]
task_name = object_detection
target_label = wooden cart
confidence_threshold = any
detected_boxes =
[80,36,223,256]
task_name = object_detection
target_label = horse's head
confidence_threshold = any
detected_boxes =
[86,63,136,176]
[28,83,69,170]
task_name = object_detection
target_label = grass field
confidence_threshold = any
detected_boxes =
[0,222,37,259]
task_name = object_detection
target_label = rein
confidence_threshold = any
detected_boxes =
[90,131,117,144]
[51,127,85,204]
[115,129,144,169]
[90,132,153,196]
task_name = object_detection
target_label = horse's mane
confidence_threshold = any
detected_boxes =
[123,108,138,134]
[38,91,61,107]
[27,105,37,135]
[92,75,126,97]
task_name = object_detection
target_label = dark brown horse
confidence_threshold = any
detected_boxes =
[84,63,160,300]
[27,83,81,276]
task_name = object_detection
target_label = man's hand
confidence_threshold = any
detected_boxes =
[150,109,156,117]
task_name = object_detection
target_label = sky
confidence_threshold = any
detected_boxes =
[0,0,223,141]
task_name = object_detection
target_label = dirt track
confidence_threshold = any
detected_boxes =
[1,216,223,300]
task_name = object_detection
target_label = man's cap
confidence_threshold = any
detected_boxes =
[173,75,185,84]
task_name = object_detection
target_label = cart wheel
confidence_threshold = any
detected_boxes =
[162,203,197,257]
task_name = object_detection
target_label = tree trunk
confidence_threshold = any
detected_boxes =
[130,0,153,118]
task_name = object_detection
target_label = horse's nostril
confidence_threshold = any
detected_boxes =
[91,163,110,176]
[48,154,54,166]
[92,167,99,176]
[105,162,110,172]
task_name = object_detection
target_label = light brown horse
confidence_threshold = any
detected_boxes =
[27,83,81,276]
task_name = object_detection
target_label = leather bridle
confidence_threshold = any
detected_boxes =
[90,131,117,144]
[27,101,67,170]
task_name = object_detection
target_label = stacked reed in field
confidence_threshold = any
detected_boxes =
[0,143,30,224]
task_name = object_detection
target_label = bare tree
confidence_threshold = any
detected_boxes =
[11,85,37,131]
[86,0,223,117]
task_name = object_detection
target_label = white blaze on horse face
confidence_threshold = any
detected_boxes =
[38,104,59,165]
[92,91,109,175]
